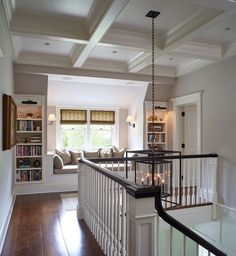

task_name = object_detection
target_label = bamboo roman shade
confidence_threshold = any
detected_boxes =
[60,109,87,124]
[90,110,115,124]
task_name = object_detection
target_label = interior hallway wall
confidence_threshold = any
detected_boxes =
[173,55,236,209]
[0,3,15,251]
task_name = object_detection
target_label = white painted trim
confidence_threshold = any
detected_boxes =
[14,182,78,195]
[172,92,202,153]
[0,195,16,254]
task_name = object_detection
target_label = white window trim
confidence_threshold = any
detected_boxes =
[56,106,119,150]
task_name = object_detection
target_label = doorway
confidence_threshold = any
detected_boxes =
[172,92,202,154]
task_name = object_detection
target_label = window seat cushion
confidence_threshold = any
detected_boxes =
[54,164,78,174]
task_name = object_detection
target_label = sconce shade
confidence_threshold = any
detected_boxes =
[126,116,133,123]
[48,114,56,122]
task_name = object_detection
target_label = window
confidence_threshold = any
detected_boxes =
[61,124,86,149]
[59,109,116,150]
[90,125,114,150]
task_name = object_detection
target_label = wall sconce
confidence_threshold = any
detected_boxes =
[126,115,135,128]
[48,113,56,125]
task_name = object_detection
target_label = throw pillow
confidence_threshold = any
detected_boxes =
[53,154,64,169]
[55,149,71,165]
[112,146,127,158]
[84,151,99,159]
[69,151,84,164]
[99,148,113,158]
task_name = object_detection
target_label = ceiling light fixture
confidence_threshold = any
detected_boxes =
[146,10,160,146]
[112,50,117,54]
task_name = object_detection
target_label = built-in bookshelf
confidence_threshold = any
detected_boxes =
[14,95,45,184]
[144,101,167,150]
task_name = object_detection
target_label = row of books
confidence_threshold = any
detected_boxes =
[17,120,41,131]
[148,133,165,143]
[17,158,31,168]
[16,170,42,182]
[30,135,41,143]
[16,145,42,156]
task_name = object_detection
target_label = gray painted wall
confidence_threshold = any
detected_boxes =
[174,55,236,209]
[14,73,48,95]
[0,3,15,250]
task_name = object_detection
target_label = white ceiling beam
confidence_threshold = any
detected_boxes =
[72,0,129,68]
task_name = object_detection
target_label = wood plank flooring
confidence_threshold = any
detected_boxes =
[1,193,105,256]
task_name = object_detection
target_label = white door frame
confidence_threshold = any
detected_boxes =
[172,92,202,154]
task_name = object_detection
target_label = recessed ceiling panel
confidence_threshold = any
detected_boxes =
[16,0,94,18]
[193,14,236,45]
[114,0,202,34]
[156,55,196,67]
[12,36,74,56]
[90,46,141,62]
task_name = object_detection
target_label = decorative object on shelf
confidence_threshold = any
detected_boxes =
[48,113,56,125]
[26,112,34,118]
[33,159,41,167]
[126,115,135,128]
[3,94,17,150]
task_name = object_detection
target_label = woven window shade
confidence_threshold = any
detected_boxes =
[90,110,115,124]
[60,109,87,124]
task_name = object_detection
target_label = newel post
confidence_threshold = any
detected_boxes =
[77,162,85,219]
[126,187,159,256]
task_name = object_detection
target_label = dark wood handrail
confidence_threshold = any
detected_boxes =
[155,187,227,256]
[87,153,218,163]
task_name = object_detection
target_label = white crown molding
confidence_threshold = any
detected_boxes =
[173,41,222,61]
[0,48,3,58]
[73,0,129,68]
[2,0,15,29]
[16,52,71,68]
[101,28,152,52]
[164,8,224,49]
[185,0,236,11]
[176,59,213,76]
[13,63,176,85]
[128,52,151,73]
[10,13,88,44]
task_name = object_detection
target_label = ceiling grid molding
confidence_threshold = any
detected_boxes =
[164,8,224,48]
[72,0,129,68]
[173,41,222,60]
[10,13,89,44]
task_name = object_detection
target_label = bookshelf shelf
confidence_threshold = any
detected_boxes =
[144,101,168,150]
[14,95,45,184]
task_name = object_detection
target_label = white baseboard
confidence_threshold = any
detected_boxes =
[0,195,16,254]
[14,182,78,195]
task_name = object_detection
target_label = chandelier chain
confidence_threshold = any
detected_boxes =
[152,17,155,142]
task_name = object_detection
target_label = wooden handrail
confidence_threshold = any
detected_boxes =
[155,186,227,256]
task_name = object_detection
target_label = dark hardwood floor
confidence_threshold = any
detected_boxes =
[1,193,105,256]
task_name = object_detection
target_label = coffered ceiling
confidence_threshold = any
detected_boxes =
[3,0,236,77]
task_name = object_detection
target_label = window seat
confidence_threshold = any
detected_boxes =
[54,164,78,174]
